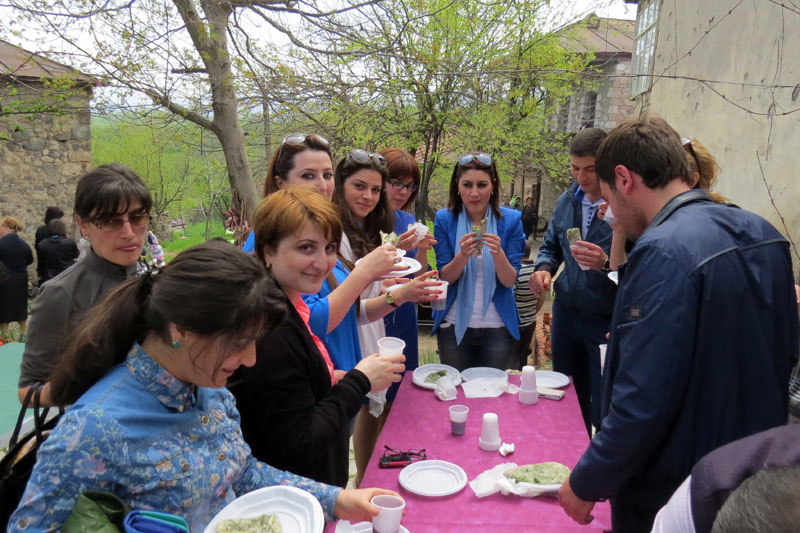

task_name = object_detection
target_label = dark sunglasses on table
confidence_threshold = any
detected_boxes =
[347,149,387,167]
[379,445,426,468]
[458,152,493,167]
[388,179,418,193]
[91,213,151,231]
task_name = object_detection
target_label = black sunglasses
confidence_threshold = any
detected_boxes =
[458,152,492,167]
[347,149,387,167]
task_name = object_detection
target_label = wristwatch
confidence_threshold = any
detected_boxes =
[385,291,399,308]
[601,255,611,273]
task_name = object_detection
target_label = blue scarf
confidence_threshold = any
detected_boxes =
[454,206,497,344]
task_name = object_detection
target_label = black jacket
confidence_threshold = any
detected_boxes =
[230,300,370,487]
[37,236,78,284]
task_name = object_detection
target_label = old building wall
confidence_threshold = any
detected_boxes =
[644,0,800,269]
[0,80,92,250]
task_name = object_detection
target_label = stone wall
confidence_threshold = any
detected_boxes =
[0,79,92,254]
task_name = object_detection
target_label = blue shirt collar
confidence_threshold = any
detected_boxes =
[126,343,197,412]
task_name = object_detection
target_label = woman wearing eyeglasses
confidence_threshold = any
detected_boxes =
[378,148,436,408]
[17,164,152,406]
[333,150,441,487]
[432,153,525,372]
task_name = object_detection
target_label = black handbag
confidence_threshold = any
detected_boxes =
[0,383,62,530]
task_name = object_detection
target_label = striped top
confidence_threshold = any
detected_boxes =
[514,261,538,327]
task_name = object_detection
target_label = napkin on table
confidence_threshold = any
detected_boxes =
[434,375,457,401]
[461,377,519,399]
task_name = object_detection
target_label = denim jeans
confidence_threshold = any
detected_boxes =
[436,324,517,372]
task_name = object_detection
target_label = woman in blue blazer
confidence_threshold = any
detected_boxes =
[432,153,525,371]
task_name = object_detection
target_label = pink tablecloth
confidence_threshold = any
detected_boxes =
[329,373,611,533]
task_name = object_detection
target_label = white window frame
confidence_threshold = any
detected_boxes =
[631,0,660,97]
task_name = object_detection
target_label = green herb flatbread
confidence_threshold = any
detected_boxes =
[566,228,581,245]
[424,370,448,384]
[216,514,282,533]
[380,231,400,246]
[503,462,571,485]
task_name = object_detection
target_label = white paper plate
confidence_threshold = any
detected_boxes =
[356,257,421,279]
[412,363,462,390]
[460,367,508,381]
[399,459,468,497]
[204,486,324,533]
[335,522,409,533]
[535,370,570,389]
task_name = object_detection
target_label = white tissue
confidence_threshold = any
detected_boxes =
[367,391,386,417]
[408,222,429,245]
[499,442,515,456]
[470,462,561,499]
[434,376,457,401]
[461,377,519,399]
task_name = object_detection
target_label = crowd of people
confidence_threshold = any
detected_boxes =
[3,114,799,532]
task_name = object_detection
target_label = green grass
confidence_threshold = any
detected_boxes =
[161,220,232,260]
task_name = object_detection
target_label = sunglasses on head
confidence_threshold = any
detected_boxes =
[276,133,329,163]
[347,149,387,167]
[458,153,492,167]
[681,137,699,167]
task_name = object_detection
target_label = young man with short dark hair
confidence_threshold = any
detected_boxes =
[558,116,798,532]
[530,127,616,435]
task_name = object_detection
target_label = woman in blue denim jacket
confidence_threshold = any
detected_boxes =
[433,153,526,371]
[8,241,400,532]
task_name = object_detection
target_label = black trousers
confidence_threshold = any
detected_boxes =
[610,499,660,533]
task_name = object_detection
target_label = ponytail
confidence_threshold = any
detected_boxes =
[49,275,151,406]
[49,240,286,407]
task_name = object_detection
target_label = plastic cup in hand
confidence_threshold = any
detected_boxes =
[371,494,406,533]
[449,404,469,435]
[377,336,405,357]
[479,412,501,451]
[431,280,449,311]
[570,244,591,270]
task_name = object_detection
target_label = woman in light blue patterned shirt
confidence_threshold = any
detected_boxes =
[9,241,399,532]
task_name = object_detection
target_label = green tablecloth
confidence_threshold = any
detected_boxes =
[0,342,24,437]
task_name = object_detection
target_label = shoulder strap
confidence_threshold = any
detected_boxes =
[8,386,37,448]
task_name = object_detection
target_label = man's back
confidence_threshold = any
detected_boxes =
[586,195,797,506]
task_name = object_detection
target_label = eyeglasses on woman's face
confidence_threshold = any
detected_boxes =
[91,213,151,232]
[458,152,492,167]
[387,179,418,193]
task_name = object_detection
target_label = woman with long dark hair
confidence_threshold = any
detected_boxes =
[332,150,440,486]
[18,164,152,405]
[9,241,399,531]
[432,153,525,371]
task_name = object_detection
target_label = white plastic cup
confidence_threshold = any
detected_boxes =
[570,244,591,270]
[479,412,501,451]
[449,404,469,435]
[431,280,449,311]
[371,494,406,533]
[377,336,405,357]
[520,365,537,390]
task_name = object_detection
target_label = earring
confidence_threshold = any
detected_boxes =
[171,340,182,348]
[265,261,271,269]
